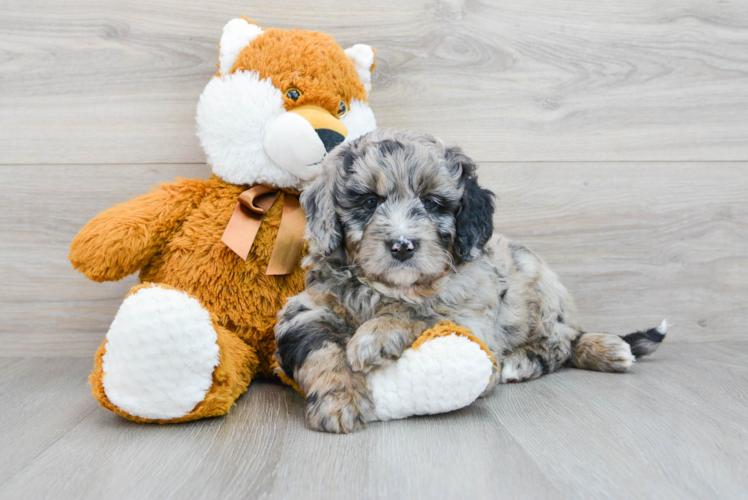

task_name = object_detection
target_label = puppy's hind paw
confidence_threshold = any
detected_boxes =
[498,350,547,384]
[572,333,635,373]
[500,359,520,383]
[499,356,536,384]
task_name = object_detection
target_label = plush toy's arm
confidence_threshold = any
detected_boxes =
[69,178,206,282]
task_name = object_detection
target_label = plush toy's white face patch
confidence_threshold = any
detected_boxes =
[195,18,377,189]
[341,99,378,143]
[196,74,377,188]
[196,71,291,187]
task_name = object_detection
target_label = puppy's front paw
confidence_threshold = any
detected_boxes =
[347,317,409,373]
[305,372,374,433]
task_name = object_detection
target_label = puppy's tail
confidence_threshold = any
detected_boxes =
[570,320,667,373]
[619,320,668,357]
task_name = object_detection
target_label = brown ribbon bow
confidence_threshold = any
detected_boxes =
[221,185,306,275]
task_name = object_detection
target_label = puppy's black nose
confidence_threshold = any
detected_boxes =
[315,129,346,153]
[389,237,417,262]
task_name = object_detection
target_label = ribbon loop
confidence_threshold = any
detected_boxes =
[266,194,306,276]
[221,186,305,275]
[237,185,280,215]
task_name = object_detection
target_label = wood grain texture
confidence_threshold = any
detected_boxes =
[0,165,210,356]
[482,162,748,343]
[0,358,97,485]
[1,0,748,164]
[0,344,746,499]
[1,162,745,356]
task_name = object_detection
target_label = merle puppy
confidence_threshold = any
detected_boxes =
[274,129,666,433]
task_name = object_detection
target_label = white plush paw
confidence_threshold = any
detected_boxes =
[366,334,493,421]
[102,286,220,420]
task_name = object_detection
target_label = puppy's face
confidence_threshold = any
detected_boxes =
[338,139,462,287]
[302,129,495,290]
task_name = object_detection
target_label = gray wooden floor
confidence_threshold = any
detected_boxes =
[1,343,747,500]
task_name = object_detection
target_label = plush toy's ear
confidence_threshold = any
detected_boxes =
[446,146,495,263]
[300,171,342,256]
[344,44,376,94]
[218,18,264,75]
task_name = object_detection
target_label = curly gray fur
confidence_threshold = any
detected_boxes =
[275,129,665,433]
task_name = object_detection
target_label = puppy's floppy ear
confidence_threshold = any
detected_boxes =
[300,171,342,256]
[446,146,495,262]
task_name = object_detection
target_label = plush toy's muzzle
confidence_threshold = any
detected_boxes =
[263,105,348,181]
[288,105,348,152]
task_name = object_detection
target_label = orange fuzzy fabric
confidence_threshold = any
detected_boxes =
[230,27,370,115]
[72,176,305,422]
[72,21,379,424]
[412,320,497,366]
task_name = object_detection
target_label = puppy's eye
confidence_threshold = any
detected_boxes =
[337,101,348,117]
[423,197,441,211]
[363,196,379,210]
[285,88,302,101]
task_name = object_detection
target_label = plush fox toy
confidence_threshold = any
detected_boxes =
[70,18,493,425]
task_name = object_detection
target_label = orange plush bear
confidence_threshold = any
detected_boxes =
[69,18,377,423]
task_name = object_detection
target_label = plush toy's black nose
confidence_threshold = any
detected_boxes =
[389,237,417,262]
[316,129,346,153]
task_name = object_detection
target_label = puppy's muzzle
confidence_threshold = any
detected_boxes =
[389,237,417,262]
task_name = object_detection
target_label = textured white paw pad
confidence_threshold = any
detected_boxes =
[102,286,220,420]
[367,334,493,421]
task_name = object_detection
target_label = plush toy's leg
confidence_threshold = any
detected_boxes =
[89,283,259,423]
[366,321,496,421]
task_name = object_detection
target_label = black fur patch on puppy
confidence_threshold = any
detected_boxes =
[446,147,495,262]
[621,326,666,357]
[275,307,353,377]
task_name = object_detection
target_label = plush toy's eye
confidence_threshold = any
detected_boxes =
[337,101,348,117]
[285,88,302,101]
[364,196,379,210]
[423,197,441,211]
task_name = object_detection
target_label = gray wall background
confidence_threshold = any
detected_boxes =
[1,0,746,355]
